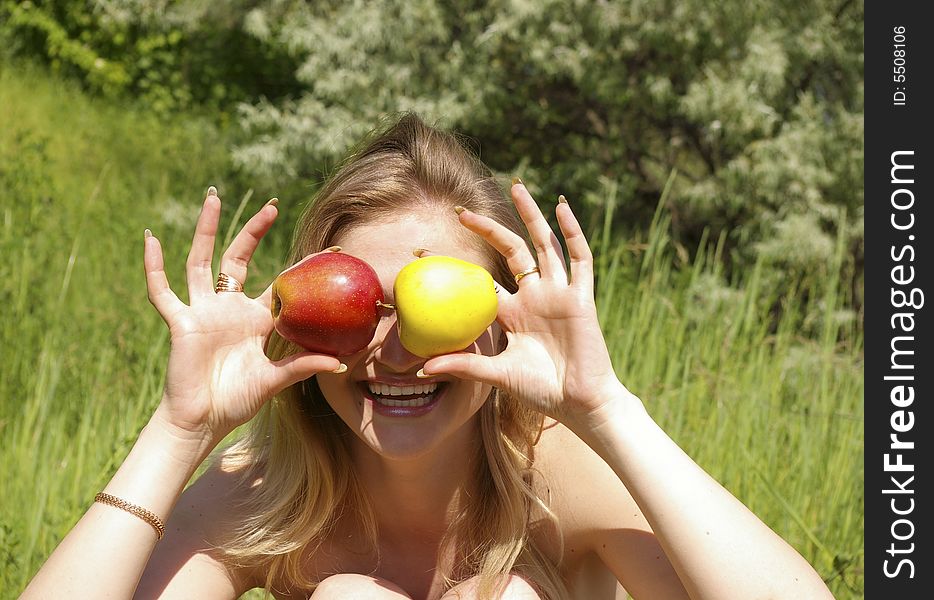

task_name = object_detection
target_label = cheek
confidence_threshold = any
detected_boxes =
[315,370,359,409]
[314,374,340,405]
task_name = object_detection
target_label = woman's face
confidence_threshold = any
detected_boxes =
[315,211,501,461]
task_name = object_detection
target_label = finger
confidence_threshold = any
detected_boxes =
[421,351,506,389]
[263,353,344,397]
[554,197,594,294]
[144,229,185,323]
[454,207,539,286]
[511,182,568,282]
[186,188,221,299]
[219,198,279,288]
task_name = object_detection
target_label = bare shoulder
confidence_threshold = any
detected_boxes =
[532,418,650,542]
[135,458,263,599]
[532,419,688,599]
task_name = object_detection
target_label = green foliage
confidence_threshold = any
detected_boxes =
[0,6,865,592]
[231,0,863,295]
[0,0,864,299]
[0,0,302,114]
[2,1,130,94]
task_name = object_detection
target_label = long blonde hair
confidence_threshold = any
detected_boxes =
[218,113,568,598]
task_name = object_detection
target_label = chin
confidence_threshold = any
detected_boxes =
[359,427,453,462]
[320,375,489,462]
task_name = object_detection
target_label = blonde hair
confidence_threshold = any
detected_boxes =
[217,113,568,599]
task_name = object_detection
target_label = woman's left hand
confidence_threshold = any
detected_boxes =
[422,181,633,427]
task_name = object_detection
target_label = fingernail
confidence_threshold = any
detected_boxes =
[332,363,348,374]
[144,228,152,239]
[454,206,466,215]
[207,186,218,197]
[511,176,523,186]
[265,197,279,207]
[325,245,342,252]
[416,368,430,379]
[558,194,568,204]
[413,248,429,257]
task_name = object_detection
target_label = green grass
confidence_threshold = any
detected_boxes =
[0,63,863,598]
[591,179,863,596]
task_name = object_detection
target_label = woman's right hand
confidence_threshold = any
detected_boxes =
[144,188,343,445]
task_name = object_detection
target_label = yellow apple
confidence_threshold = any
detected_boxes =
[393,255,498,358]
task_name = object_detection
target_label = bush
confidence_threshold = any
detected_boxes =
[230,0,864,293]
[0,0,301,115]
[0,0,864,313]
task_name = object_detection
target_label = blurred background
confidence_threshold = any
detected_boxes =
[0,1,864,598]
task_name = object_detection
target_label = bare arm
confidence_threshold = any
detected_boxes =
[20,414,217,598]
[575,388,834,600]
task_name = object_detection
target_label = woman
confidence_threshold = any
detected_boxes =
[22,114,834,599]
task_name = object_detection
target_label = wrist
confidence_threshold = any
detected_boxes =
[564,378,651,450]
[97,410,220,529]
[147,407,221,468]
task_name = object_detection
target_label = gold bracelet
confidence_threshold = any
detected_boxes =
[94,492,166,540]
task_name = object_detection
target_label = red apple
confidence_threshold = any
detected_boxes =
[271,252,385,356]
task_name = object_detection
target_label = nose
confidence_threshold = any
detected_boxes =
[372,313,425,373]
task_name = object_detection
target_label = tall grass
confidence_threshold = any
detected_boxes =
[0,64,863,598]
[0,63,280,595]
[589,175,863,597]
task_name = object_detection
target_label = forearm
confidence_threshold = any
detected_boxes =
[21,411,217,599]
[572,385,834,600]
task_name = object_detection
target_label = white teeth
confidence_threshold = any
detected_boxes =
[376,396,433,408]
[365,381,440,408]
[367,382,438,396]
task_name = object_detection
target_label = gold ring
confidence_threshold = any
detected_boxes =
[215,272,244,293]
[513,266,540,283]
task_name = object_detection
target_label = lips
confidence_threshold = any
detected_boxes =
[359,380,447,417]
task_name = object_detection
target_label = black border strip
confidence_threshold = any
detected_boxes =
[865,2,932,597]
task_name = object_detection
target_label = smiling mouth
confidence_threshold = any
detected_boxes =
[361,381,447,413]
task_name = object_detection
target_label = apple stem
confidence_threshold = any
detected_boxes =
[376,300,395,311]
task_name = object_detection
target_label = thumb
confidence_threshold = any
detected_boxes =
[264,353,344,397]
[421,352,505,389]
